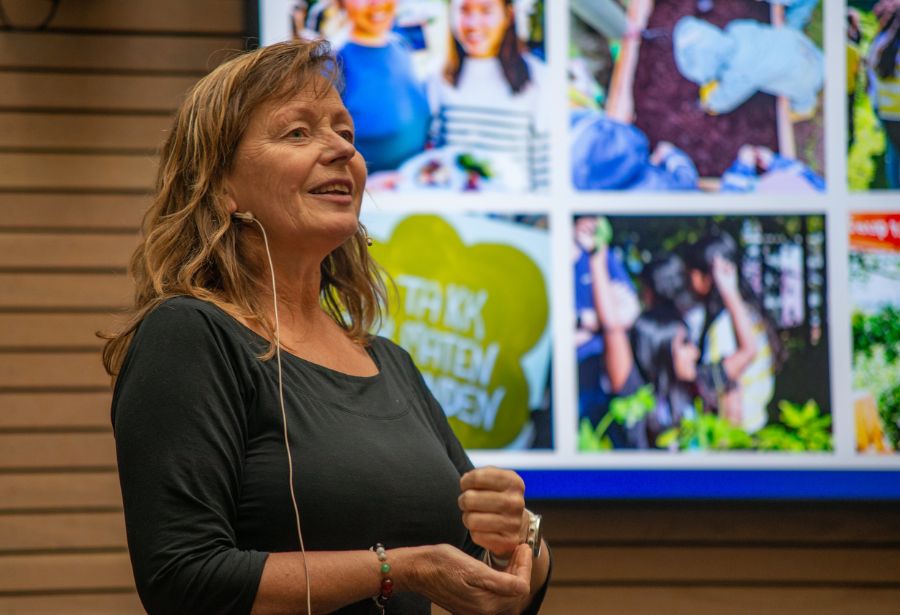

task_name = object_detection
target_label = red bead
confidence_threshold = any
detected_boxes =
[381,579,393,590]
[382,587,393,597]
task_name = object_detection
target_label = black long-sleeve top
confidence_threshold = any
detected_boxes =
[112,296,485,614]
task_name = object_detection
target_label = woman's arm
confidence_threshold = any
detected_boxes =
[588,247,634,392]
[712,255,758,382]
[252,544,531,615]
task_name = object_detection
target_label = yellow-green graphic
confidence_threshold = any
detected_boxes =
[370,215,548,448]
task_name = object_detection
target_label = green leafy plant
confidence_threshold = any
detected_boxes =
[579,385,833,453]
[852,306,900,364]
[879,384,900,450]
[657,400,754,451]
[849,10,888,190]
[755,399,832,452]
[577,385,656,451]
[657,399,832,452]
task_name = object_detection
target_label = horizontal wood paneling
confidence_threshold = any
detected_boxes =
[543,506,900,545]
[541,587,900,615]
[0,72,196,111]
[0,392,112,428]
[0,353,109,388]
[0,552,134,592]
[0,194,147,230]
[3,0,244,33]
[0,472,121,511]
[0,153,155,191]
[0,273,130,308]
[0,433,116,469]
[0,512,125,551]
[0,234,136,269]
[0,2,236,610]
[551,546,900,585]
[0,593,143,614]
[0,113,170,151]
[0,314,116,348]
[0,32,243,72]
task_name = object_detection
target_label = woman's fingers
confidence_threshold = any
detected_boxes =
[475,560,530,598]
[461,511,522,534]
[458,489,524,514]
[460,466,525,494]
[459,468,528,555]
[416,544,529,615]
[505,544,534,584]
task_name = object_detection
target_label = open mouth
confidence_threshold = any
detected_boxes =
[309,181,353,196]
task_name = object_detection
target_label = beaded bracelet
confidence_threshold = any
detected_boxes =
[371,543,393,611]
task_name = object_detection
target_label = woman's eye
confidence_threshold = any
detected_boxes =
[338,130,354,143]
[287,128,307,139]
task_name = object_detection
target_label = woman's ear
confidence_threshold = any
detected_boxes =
[221,180,238,215]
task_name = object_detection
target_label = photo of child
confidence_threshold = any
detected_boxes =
[574,214,830,452]
[848,1,900,190]
[569,0,825,192]
[287,0,547,193]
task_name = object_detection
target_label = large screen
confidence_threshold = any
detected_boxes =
[253,0,900,499]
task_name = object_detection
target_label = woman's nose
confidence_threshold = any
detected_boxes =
[321,132,357,164]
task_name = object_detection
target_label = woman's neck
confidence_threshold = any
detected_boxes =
[349,30,389,47]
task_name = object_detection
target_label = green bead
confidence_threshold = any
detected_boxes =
[380,563,391,574]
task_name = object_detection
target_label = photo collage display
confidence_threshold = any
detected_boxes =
[259,1,899,470]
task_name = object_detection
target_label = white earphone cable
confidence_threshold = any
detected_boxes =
[246,215,312,615]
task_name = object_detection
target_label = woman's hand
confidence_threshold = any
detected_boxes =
[458,467,528,559]
[396,543,532,615]
[711,254,740,299]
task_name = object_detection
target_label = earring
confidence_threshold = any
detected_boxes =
[359,223,373,246]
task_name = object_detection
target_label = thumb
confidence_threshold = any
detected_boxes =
[504,544,533,589]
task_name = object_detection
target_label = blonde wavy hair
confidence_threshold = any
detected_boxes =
[101,39,386,376]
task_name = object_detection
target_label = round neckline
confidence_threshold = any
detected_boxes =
[209,301,383,382]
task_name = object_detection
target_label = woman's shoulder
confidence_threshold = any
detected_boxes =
[134,295,253,355]
[141,295,234,332]
[368,335,414,365]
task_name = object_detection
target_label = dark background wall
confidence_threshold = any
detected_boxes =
[0,0,897,612]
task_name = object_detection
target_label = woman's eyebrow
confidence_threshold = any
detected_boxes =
[270,104,311,125]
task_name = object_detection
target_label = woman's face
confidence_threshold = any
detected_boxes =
[344,0,397,41]
[452,0,510,58]
[224,78,366,259]
[672,326,700,382]
[689,268,713,297]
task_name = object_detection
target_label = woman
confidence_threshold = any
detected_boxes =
[629,306,700,447]
[684,233,783,432]
[630,254,758,446]
[426,0,548,191]
[334,0,431,173]
[102,40,549,614]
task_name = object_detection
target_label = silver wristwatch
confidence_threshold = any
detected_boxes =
[525,508,542,559]
[484,509,543,568]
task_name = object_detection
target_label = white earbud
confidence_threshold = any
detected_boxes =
[232,211,255,222]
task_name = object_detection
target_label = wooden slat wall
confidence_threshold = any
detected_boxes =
[0,2,898,614]
[0,1,244,612]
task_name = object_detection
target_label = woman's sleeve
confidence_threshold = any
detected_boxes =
[111,302,267,615]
